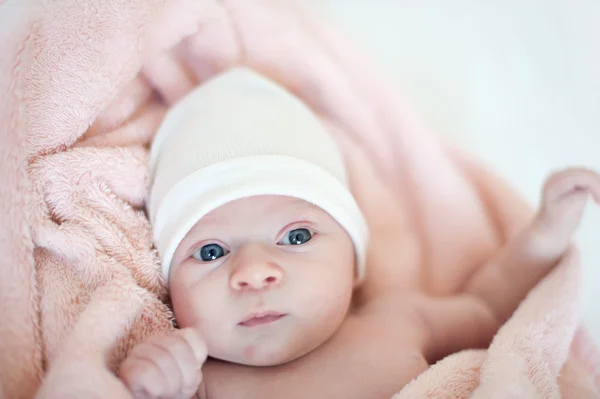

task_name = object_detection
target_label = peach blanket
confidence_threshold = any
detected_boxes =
[0,0,598,398]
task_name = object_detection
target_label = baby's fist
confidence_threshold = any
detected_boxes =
[119,328,207,399]
[534,168,600,249]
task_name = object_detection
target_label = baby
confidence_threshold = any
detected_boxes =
[120,68,600,398]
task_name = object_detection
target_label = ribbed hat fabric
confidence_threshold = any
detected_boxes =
[148,68,368,283]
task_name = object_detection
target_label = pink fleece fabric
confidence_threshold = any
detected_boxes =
[0,0,598,398]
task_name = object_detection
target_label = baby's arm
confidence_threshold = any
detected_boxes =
[421,168,600,362]
[464,168,600,321]
[119,328,207,399]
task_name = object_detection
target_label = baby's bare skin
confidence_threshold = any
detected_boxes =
[120,168,600,399]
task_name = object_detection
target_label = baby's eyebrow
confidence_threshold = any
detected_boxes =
[276,198,321,214]
[273,206,317,222]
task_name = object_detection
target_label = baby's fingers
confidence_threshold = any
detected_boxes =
[120,329,206,399]
[543,168,600,205]
[120,342,182,398]
[156,329,206,397]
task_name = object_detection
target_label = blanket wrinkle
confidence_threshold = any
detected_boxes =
[0,4,45,399]
[0,0,599,398]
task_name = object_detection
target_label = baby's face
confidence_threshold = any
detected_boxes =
[169,195,355,366]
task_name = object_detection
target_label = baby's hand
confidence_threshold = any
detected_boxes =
[119,328,207,399]
[533,168,600,253]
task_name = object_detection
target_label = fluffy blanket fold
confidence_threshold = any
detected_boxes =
[0,0,598,398]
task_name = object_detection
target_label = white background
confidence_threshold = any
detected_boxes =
[307,1,600,342]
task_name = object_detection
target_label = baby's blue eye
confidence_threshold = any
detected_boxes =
[192,244,228,261]
[279,228,313,245]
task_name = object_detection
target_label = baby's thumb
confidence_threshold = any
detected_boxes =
[180,328,208,365]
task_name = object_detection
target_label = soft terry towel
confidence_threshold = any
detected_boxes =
[0,0,598,398]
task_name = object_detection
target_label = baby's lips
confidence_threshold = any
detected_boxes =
[181,327,208,364]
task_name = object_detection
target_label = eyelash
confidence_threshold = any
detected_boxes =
[188,240,229,261]
[276,222,316,243]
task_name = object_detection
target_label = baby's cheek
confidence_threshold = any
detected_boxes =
[305,277,352,319]
[171,298,195,328]
[170,279,210,327]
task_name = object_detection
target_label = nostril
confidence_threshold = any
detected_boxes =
[265,276,276,283]
[238,281,248,288]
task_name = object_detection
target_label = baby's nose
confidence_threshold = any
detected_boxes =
[230,262,283,291]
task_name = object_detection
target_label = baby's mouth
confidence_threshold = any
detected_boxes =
[238,311,287,327]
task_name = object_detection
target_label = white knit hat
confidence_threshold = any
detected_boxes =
[148,68,368,283]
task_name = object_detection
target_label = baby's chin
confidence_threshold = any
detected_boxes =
[210,335,327,367]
